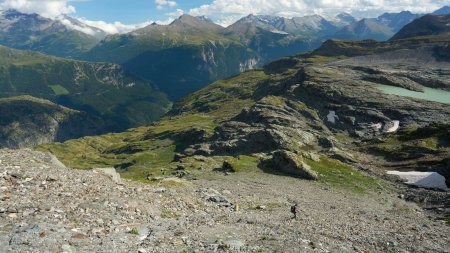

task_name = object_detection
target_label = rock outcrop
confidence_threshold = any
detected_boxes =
[264,151,319,180]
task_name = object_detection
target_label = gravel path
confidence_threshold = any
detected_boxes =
[0,149,449,252]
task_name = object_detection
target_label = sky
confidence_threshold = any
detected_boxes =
[0,0,449,33]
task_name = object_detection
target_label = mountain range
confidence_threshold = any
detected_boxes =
[0,9,102,57]
[0,7,449,148]
[0,7,447,100]
[80,14,328,99]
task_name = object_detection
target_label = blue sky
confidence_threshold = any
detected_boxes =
[71,0,211,24]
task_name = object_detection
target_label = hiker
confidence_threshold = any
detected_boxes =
[290,203,297,219]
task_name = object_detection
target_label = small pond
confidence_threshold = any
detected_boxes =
[376,84,450,105]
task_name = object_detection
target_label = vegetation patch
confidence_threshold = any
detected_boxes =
[225,155,260,173]
[261,96,286,107]
[443,216,450,223]
[305,157,385,193]
[161,208,182,218]
[366,123,450,160]
[39,68,269,182]
[48,85,69,95]
[306,55,349,63]
[127,228,139,235]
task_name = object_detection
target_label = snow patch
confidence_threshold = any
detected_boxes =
[387,171,449,191]
[385,120,400,133]
[327,111,339,124]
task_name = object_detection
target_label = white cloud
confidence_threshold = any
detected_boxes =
[72,17,175,35]
[189,0,450,26]
[0,0,76,18]
[57,16,99,36]
[75,17,152,34]
[155,0,177,10]
[166,8,184,17]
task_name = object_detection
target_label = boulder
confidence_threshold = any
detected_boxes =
[223,240,245,251]
[93,168,122,184]
[222,160,235,172]
[269,151,318,180]
[208,195,229,203]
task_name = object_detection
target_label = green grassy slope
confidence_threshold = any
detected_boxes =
[38,70,269,179]
[0,45,171,130]
[38,66,384,194]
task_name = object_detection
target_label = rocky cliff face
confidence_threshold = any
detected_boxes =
[122,41,257,99]
[0,96,108,148]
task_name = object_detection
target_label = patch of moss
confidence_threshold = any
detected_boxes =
[261,96,287,106]
[161,208,181,218]
[443,216,450,223]
[127,228,139,235]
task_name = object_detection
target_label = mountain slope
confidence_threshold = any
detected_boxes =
[82,15,256,99]
[391,14,450,40]
[334,11,422,41]
[228,14,342,37]
[334,18,393,41]
[0,10,100,57]
[0,45,171,134]
[433,6,450,15]
[0,96,108,148]
[40,34,450,191]
[83,14,327,99]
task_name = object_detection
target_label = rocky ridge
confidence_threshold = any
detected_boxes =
[0,96,108,149]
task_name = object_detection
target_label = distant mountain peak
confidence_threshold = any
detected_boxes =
[433,6,450,15]
[1,9,22,16]
[169,14,221,29]
[391,13,450,40]
[335,12,357,25]
[0,8,43,20]
[0,8,100,57]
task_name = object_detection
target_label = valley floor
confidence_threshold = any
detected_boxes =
[0,149,449,253]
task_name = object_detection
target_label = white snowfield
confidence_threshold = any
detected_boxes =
[387,171,449,191]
